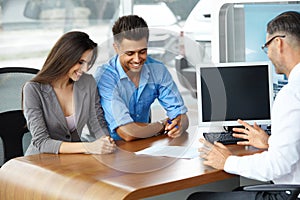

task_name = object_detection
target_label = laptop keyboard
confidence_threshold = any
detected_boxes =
[203,131,247,145]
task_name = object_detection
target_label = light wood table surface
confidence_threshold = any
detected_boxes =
[0,126,261,200]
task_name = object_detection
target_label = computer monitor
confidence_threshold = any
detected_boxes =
[197,62,273,128]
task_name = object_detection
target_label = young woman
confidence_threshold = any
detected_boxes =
[23,31,116,155]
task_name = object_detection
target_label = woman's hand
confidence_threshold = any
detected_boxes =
[85,136,116,154]
[232,119,269,149]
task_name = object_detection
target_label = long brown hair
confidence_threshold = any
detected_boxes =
[32,31,98,83]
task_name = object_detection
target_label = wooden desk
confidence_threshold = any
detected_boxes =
[0,126,261,200]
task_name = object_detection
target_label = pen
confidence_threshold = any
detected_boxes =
[164,119,179,134]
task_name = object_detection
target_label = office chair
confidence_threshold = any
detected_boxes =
[0,67,39,112]
[0,67,39,166]
[174,55,197,98]
[0,110,29,164]
[244,184,300,200]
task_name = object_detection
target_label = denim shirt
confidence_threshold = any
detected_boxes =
[94,55,187,140]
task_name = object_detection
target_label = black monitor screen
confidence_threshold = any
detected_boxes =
[198,62,273,127]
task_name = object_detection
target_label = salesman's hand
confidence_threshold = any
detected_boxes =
[199,138,232,170]
[85,136,116,154]
[232,119,269,149]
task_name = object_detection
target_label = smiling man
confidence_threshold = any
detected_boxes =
[94,15,188,141]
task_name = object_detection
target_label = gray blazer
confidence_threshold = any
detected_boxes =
[23,73,109,155]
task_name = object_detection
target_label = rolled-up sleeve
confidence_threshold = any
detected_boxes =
[94,65,133,139]
[156,65,188,119]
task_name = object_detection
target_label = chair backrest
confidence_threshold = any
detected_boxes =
[0,67,39,112]
[0,110,29,164]
[0,67,39,166]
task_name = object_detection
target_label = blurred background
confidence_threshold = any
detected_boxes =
[0,0,201,126]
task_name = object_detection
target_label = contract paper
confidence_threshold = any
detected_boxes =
[135,146,199,159]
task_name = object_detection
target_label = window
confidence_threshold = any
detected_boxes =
[217,2,300,97]
[0,0,198,69]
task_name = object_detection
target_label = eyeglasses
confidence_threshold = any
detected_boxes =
[78,60,91,71]
[261,35,285,54]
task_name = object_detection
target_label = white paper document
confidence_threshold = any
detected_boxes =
[135,146,199,159]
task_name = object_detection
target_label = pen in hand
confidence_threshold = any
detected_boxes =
[164,119,179,134]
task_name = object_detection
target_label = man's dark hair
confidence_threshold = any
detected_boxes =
[112,15,149,44]
[267,11,300,42]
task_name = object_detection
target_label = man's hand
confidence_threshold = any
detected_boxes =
[232,119,269,149]
[165,114,189,138]
[199,138,232,170]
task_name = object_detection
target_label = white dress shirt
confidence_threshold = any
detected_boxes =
[224,63,300,184]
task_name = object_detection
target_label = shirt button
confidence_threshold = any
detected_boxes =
[66,135,70,139]
[137,114,139,117]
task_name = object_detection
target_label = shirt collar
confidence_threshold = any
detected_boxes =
[288,62,300,83]
[115,55,150,82]
[115,55,128,80]
[140,61,150,86]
